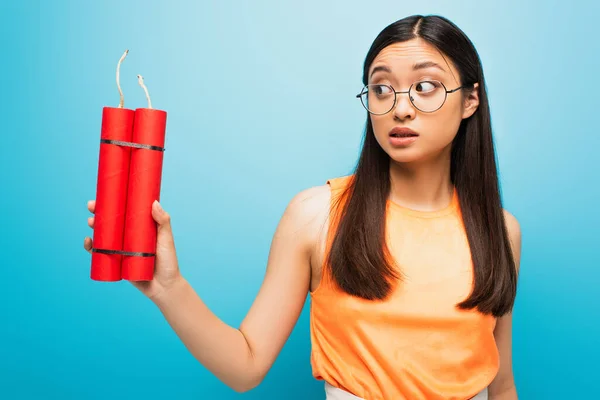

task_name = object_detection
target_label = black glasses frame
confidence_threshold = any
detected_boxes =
[356,80,467,114]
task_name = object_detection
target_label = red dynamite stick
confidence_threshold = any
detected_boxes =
[121,108,166,280]
[90,107,134,281]
[122,75,167,281]
[91,50,134,281]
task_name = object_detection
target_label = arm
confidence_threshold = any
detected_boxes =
[151,185,330,392]
[488,210,522,400]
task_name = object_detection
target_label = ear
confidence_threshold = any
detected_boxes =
[462,82,480,119]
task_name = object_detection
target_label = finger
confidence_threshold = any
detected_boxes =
[88,216,95,229]
[151,201,172,232]
[87,200,96,214]
[152,200,175,247]
[151,201,178,269]
[83,236,93,254]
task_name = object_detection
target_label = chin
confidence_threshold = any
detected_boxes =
[379,135,454,164]
[385,146,425,164]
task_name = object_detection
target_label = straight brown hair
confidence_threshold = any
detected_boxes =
[326,15,517,317]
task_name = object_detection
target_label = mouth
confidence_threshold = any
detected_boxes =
[390,133,419,137]
[388,127,419,147]
[389,127,419,138]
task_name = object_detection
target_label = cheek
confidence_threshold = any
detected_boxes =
[370,116,391,147]
[420,99,464,147]
[370,110,462,147]
[368,98,464,157]
[430,111,462,145]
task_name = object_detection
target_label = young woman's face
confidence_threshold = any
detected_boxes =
[366,38,479,164]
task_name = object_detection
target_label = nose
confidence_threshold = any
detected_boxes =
[392,92,416,121]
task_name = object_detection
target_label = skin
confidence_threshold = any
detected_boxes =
[370,38,476,210]
[83,38,521,398]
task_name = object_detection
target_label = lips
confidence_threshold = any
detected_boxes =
[389,127,419,137]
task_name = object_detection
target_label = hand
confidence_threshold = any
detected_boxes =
[84,199,184,301]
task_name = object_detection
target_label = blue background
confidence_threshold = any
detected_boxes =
[2,0,598,398]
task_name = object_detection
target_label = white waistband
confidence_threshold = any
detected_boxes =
[324,382,488,400]
[324,382,364,400]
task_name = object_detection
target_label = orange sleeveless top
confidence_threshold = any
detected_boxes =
[309,175,499,400]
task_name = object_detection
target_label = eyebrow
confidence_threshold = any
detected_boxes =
[369,61,446,78]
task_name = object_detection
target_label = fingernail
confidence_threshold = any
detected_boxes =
[154,200,163,212]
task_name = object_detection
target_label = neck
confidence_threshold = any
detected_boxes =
[388,148,454,212]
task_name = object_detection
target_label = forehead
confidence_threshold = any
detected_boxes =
[369,38,454,79]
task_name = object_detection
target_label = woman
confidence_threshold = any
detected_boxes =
[84,14,521,400]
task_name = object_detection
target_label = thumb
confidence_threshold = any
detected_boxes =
[152,200,172,233]
[152,200,176,250]
[151,200,178,273]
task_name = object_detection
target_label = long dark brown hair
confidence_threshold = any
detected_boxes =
[326,15,517,317]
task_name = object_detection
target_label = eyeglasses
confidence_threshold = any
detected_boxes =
[356,80,466,114]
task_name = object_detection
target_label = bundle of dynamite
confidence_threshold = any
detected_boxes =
[91,50,167,282]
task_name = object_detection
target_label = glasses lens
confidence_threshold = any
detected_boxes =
[410,80,446,112]
[360,84,395,114]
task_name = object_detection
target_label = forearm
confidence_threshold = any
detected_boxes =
[153,277,260,392]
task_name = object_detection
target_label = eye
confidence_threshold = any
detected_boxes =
[414,80,441,94]
[371,84,393,97]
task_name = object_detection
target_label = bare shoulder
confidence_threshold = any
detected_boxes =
[502,209,521,243]
[284,184,331,234]
[503,209,522,269]
[289,184,331,209]
[283,184,332,287]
